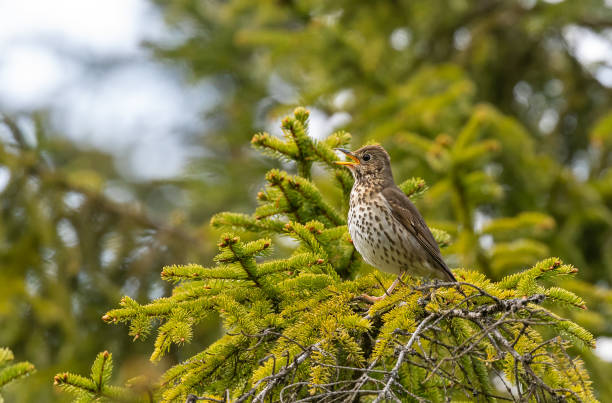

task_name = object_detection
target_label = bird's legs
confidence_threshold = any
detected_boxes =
[360,274,403,304]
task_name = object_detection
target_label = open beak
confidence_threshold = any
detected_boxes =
[334,148,360,166]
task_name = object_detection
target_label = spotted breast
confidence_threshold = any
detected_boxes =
[348,183,439,278]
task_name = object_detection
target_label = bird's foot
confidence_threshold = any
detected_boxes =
[359,293,387,304]
[360,276,403,304]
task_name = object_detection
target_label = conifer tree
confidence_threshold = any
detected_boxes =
[56,108,598,402]
[0,114,213,400]
[0,347,35,402]
[53,351,152,403]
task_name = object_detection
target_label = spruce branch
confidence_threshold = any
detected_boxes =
[58,110,599,403]
[398,176,428,199]
[0,347,35,401]
[54,351,150,402]
[172,266,595,402]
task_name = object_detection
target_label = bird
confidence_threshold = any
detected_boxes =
[335,144,456,302]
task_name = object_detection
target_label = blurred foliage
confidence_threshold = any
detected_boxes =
[0,116,217,401]
[2,0,612,401]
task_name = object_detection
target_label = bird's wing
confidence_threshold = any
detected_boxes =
[381,186,456,281]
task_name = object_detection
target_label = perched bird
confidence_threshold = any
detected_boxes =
[335,145,456,302]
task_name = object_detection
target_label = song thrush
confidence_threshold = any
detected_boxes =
[335,145,456,302]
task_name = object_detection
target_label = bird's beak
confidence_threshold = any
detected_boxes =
[334,148,360,166]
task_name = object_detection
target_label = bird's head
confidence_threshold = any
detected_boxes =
[334,144,394,185]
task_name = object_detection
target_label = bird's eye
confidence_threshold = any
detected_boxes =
[362,153,371,161]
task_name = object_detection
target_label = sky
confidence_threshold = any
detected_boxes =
[0,0,213,179]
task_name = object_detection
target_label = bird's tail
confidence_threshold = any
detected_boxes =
[439,261,457,282]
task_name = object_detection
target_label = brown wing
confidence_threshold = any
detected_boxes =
[381,186,456,281]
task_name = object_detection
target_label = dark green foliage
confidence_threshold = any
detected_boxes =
[0,115,215,401]
[58,109,598,402]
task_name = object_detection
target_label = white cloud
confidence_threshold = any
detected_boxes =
[308,108,352,140]
[52,63,216,179]
[563,25,612,65]
[563,25,612,87]
[0,0,163,56]
[596,337,612,362]
[0,44,81,109]
[390,28,411,51]
[0,0,212,179]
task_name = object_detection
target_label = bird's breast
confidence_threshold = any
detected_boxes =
[348,190,422,275]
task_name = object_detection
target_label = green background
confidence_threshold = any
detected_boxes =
[2,0,612,400]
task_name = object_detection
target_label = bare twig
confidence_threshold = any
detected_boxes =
[187,282,589,403]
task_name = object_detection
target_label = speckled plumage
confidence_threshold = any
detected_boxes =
[349,184,439,278]
[337,145,455,282]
